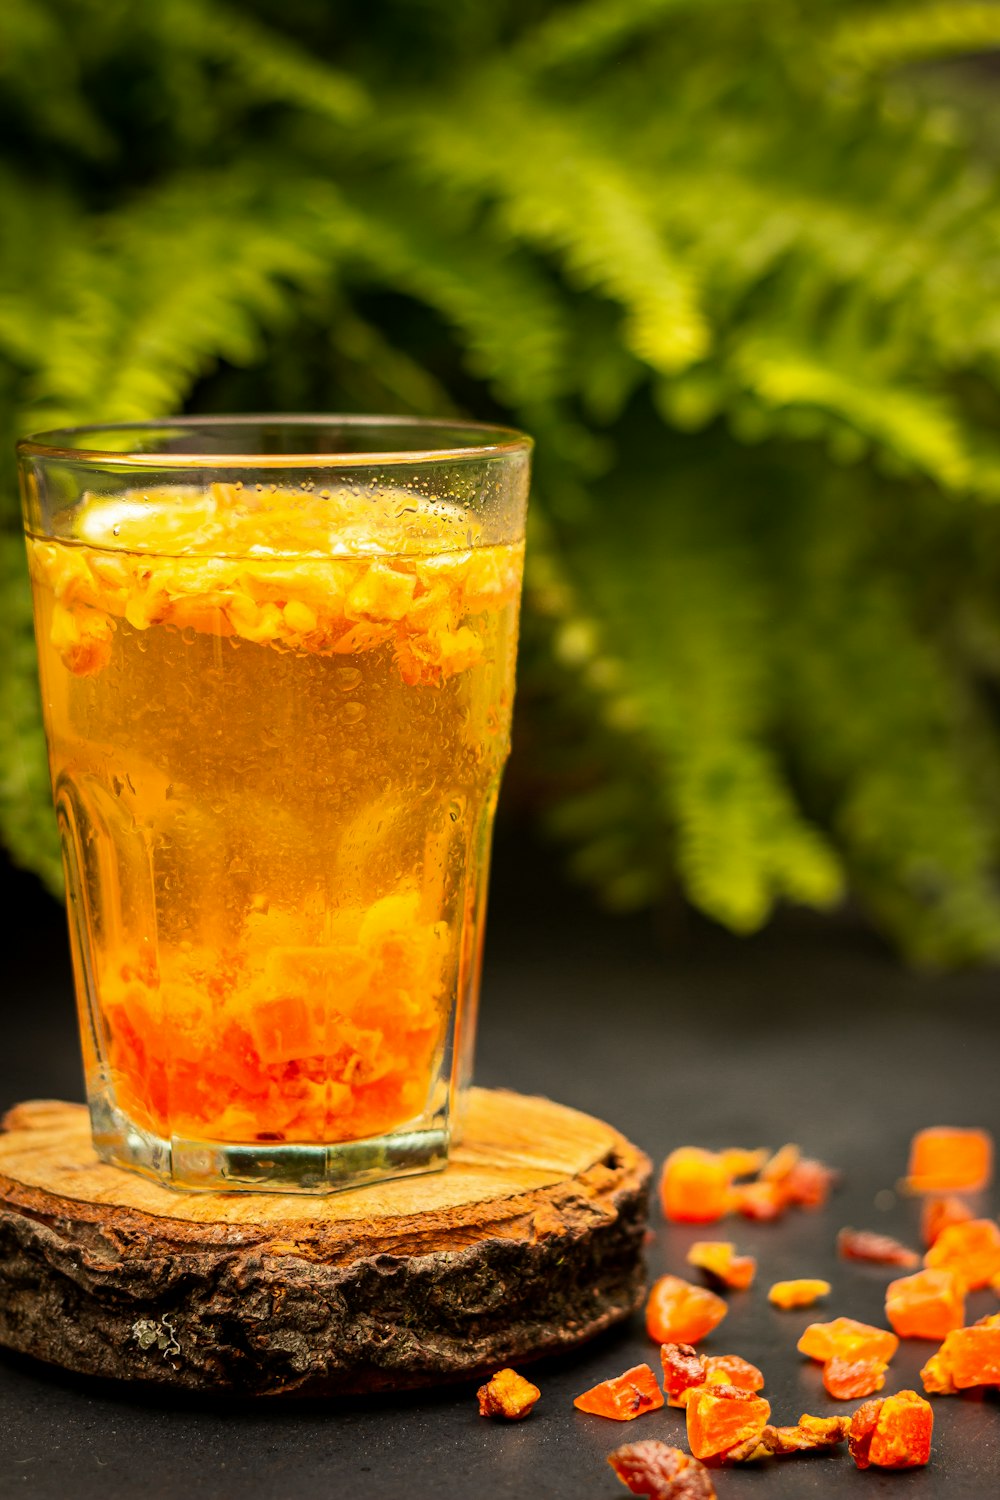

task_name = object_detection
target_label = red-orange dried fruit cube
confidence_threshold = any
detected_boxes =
[573,1363,664,1421]
[797,1316,899,1364]
[925,1324,1000,1391]
[660,1343,708,1406]
[704,1354,764,1393]
[885,1268,965,1340]
[906,1127,993,1193]
[732,1180,786,1221]
[768,1278,830,1309]
[921,1194,974,1248]
[685,1384,771,1460]
[838,1227,918,1267]
[660,1148,731,1224]
[782,1157,838,1209]
[686,1241,756,1290]
[924,1217,1000,1290]
[822,1355,888,1400]
[608,1440,718,1499]
[646,1275,727,1345]
[849,1391,933,1470]
[476,1367,541,1420]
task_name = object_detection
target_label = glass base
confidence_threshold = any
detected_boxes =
[88,1096,450,1194]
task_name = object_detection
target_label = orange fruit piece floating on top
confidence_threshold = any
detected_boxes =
[685,1384,771,1461]
[905,1127,993,1193]
[848,1391,933,1470]
[921,1194,974,1248]
[885,1268,965,1340]
[686,1241,756,1290]
[768,1278,830,1309]
[573,1364,664,1421]
[797,1316,899,1364]
[646,1275,728,1345]
[920,1314,1000,1394]
[924,1218,1000,1290]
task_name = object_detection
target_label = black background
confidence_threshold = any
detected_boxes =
[2,828,999,1499]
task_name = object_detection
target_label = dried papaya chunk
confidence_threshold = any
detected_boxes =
[768,1279,830,1309]
[659,1346,763,1409]
[797,1316,899,1364]
[608,1441,717,1499]
[726,1414,850,1461]
[921,1194,974,1248]
[646,1276,728,1345]
[885,1268,965,1340]
[905,1127,993,1193]
[849,1390,933,1470]
[685,1241,756,1290]
[659,1148,731,1224]
[476,1368,540,1420]
[919,1323,1000,1393]
[822,1355,887,1400]
[685,1384,771,1461]
[573,1364,664,1421]
[838,1227,918,1267]
[659,1343,708,1406]
[924,1218,1000,1291]
[732,1181,786,1221]
[718,1147,768,1179]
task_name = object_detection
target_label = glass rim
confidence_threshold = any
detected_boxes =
[16,414,534,469]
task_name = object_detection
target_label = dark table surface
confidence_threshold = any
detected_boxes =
[2,832,999,1499]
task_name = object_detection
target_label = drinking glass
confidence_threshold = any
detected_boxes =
[18,417,530,1191]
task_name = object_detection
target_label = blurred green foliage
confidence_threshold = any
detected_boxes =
[5,0,1000,961]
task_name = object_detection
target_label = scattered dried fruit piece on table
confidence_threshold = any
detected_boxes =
[921,1194,974,1248]
[686,1384,771,1461]
[797,1316,899,1364]
[848,1390,933,1470]
[885,1268,965,1340]
[838,1227,919,1267]
[476,1367,541,1420]
[732,1181,786,1221]
[727,1414,850,1461]
[686,1241,756,1290]
[574,1364,664,1421]
[660,1149,732,1224]
[760,1143,839,1209]
[905,1127,993,1194]
[768,1278,831,1309]
[719,1147,768,1179]
[608,1440,718,1499]
[660,1346,764,1408]
[924,1218,1000,1290]
[646,1276,728,1345]
[822,1355,888,1400]
[703,1354,765,1393]
[660,1344,708,1406]
[919,1321,1000,1393]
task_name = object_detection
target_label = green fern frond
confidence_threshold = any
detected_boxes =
[833,4,1000,72]
[398,81,710,375]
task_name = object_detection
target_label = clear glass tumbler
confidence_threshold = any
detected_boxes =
[18,417,530,1192]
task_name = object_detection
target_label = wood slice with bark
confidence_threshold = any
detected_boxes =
[0,1089,650,1395]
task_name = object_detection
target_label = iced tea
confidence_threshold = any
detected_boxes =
[24,466,524,1188]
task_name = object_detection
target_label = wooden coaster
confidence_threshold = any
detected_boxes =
[0,1089,650,1396]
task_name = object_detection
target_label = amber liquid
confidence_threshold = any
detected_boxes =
[28,490,522,1148]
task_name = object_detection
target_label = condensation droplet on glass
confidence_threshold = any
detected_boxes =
[335,667,362,692]
[341,702,365,725]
